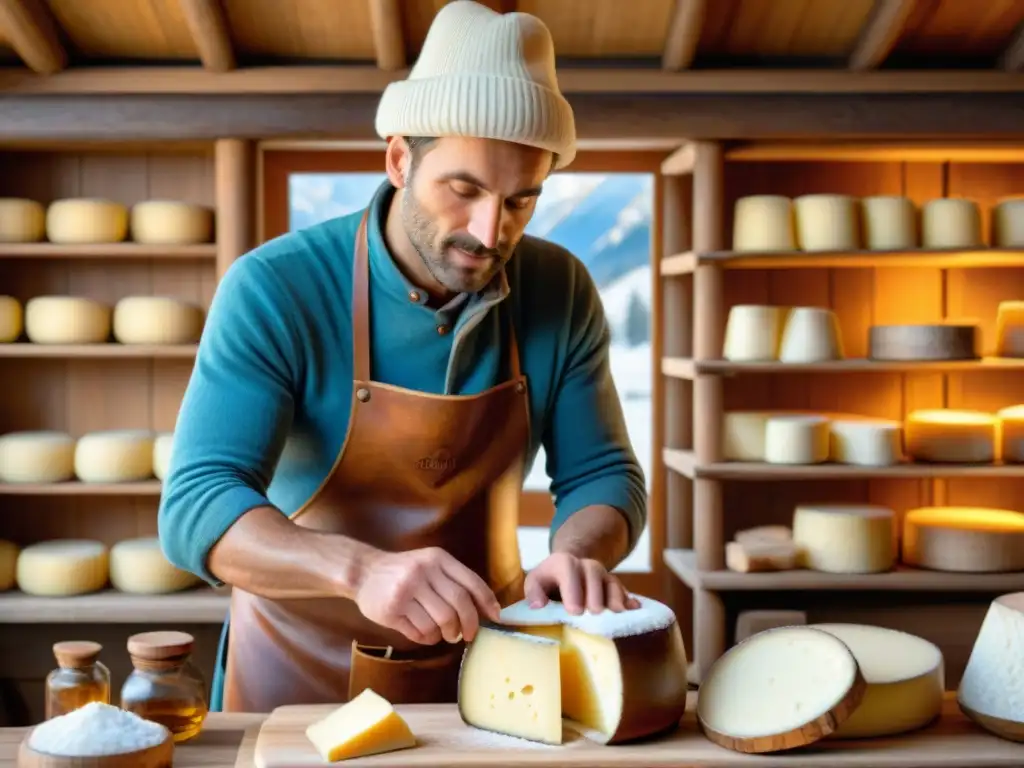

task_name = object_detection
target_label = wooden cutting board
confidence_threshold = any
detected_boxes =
[252,692,1023,767]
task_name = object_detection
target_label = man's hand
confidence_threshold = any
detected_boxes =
[524,552,641,615]
[355,546,501,646]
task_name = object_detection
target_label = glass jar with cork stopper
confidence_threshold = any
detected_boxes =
[45,640,111,719]
[120,630,208,743]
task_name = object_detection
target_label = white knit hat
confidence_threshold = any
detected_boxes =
[375,0,577,169]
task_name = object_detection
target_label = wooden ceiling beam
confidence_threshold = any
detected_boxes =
[0,0,66,75]
[847,0,916,71]
[368,0,405,71]
[179,0,236,72]
[998,22,1024,71]
[662,0,705,71]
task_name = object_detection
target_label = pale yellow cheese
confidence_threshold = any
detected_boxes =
[792,504,895,573]
[921,198,982,248]
[16,539,109,596]
[764,415,830,464]
[861,195,917,250]
[778,307,843,362]
[723,411,773,461]
[25,296,112,344]
[306,688,417,762]
[997,404,1024,463]
[905,409,996,463]
[0,540,18,591]
[112,296,204,345]
[829,418,902,466]
[0,198,45,243]
[958,593,1024,731]
[794,194,860,251]
[0,431,76,483]
[722,305,788,361]
[732,195,795,252]
[903,507,1024,572]
[109,537,201,594]
[74,430,154,483]
[995,301,1024,358]
[153,432,174,481]
[46,199,128,244]
[130,200,214,245]
[991,197,1024,248]
[0,296,23,343]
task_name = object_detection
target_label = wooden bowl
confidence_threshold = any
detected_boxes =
[17,729,173,768]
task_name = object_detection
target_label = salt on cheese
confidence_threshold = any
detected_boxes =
[46,199,129,244]
[461,595,689,745]
[722,305,788,361]
[957,592,1024,741]
[861,195,917,250]
[995,301,1024,358]
[812,623,944,739]
[304,687,417,761]
[74,430,155,483]
[793,194,860,251]
[778,306,843,362]
[130,200,214,245]
[0,198,45,242]
[991,197,1024,248]
[0,540,18,591]
[764,415,830,464]
[732,196,795,252]
[0,431,76,483]
[153,432,174,481]
[16,539,109,596]
[0,296,23,342]
[112,296,204,345]
[921,197,982,248]
[904,409,996,463]
[793,504,895,574]
[697,626,866,753]
[902,507,1024,573]
[110,537,201,594]
[25,296,112,345]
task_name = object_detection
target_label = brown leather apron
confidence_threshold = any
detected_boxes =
[221,212,530,712]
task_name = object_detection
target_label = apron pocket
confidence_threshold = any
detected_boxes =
[348,640,464,704]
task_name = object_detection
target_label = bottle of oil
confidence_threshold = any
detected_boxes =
[45,641,111,719]
[120,630,208,743]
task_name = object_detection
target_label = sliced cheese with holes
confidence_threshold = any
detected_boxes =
[829,418,902,466]
[153,432,174,481]
[902,507,1024,572]
[113,296,204,344]
[74,430,154,483]
[778,307,843,362]
[25,296,112,345]
[997,404,1024,463]
[306,687,417,762]
[0,540,18,591]
[793,504,895,573]
[722,305,789,361]
[921,198,982,248]
[110,537,201,594]
[794,194,860,251]
[130,200,214,244]
[0,431,76,483]
[905,409,996,463]
[764,415,830,464]
[0,198,45,242]
[732,196,795,252]
[812,623,944,738]
[46,198,128,244]
[16,539,109,596]
[958,593,1024,738]
[861,196,917,250]
[0,296,23,343]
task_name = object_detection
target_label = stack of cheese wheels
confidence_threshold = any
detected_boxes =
[74,430,154,483]
[722,305,788,361]
[868,323,979,361]
[46,198,129,244]
[794,194,861,251]
[958,592,1024,740]
[25,296,112,344]
[113,296,204,344]
[992,197,1024,248]
[904,409,996,463]
[0,540,18,591]
[153,433,174,480]
[16,539,109,596]
[459,595,688,745]
[792,504,896,573]
[732,195,795,252]
[997,404,1024,462]
[995,301,1024,357]
[764,415,830,464]
[861,195,917,250]
[110,537,201,594]
[813,624,944,739]
[0,296,23,342]
[0,431,76,483]
[778,306,843,362]
[829,417,902,466]
[130,200,214,244]
[696,625,866,753]
[902,506,1024,572]
[0,198,45,242]
[921,197,983,248]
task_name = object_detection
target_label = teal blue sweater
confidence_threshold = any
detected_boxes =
[158,181,646,586]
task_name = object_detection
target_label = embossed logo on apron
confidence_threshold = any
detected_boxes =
[416,448,456,472]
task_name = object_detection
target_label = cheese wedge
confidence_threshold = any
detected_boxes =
[305,688,416,762]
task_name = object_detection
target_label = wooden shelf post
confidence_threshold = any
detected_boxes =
[215,138,256,280]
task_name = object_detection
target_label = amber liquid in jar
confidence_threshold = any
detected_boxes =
[45,641,111,719]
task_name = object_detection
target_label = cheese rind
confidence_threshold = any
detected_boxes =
[764,415,830,464]
[794,194,860,251]
[793,504,895,574]
[109,537,201,594]
[305,688,417,762]
[722,305,788,361]
[0,198,45,242]
[829,418,902,466]
[725,540,801,573]
[778,307,843,362]
[0,431,76,483]
[46,198,129,244]
[113,296,204,345]
[74,430,155,483]
[905,409,996,463]
[16,539,109,596]
[130,200,214,245]
[732,195,795,252]
[25,296,112,345]
[902,507,1024,573]
[869,324,979,362]
[0,296,23,343]
[861,196,917,250]
[921,197,983,248]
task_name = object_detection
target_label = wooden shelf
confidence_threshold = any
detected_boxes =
[724,140,1024,163]
[662,248,1024,274]
[0,343,197,359]
[691,357,1024,374]
[663,448,1024,480]
[0,481,162,495]
[0,589,229,623]
[664,549,1024,592]
[0,243,216,259]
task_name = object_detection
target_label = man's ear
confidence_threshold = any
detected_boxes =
[385,137,410,189]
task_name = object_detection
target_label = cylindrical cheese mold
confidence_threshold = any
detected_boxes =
[722,305,789,361]
[861,196,917,250]
[25,296,112,345]
[16,539,109,596]
[113,296,204,345]
[764,415,830,464]
[921,198,982,248]
[793,504,895,573]
[732,195,795,252]
[995,301,1024,357]
[903,507,1024,572]
[0,540,17,591]
[0,296,23,343]
[905,409,996,463]
[46,198,129,244]
[130,200,214,245]
[996,405,1024,463]
[991,197,1024,248]
[74,430,155,483]
[793,194,860,251]
[110,537,202,594]
[0,198,45,242]
[829,418,903,467]
[959,594,1024,741]
[778,307,843,363]
[0,431,76,483]
[153,432,174,481]
[868,324,978,361]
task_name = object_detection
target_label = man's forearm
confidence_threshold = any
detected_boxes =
[207,506,378,600]
[551,504,631,570]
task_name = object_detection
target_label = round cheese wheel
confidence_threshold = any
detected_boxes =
[829,418,902,466]
[110,537,201,594]
[732,195,795,252]
[903,507,1024,572]
[0,296,23,343]
[905,409,996,463]
[723,305,788,361]
[130,200,214,245]
[764,415,830,464]
[995,300,1024,357]
[0,198,45,243]
[0,431,76,483]
[0,539,18,591]
[25,296,112,344]
[991,197,1024,248]
[153,432,174,481]
[792,504,895,573]
[778,306,843,362]
[921,198,982,248]
[868,323,978,361]
[812,624,944,739]
[861,196,917,250]
[112,296,204,344]
[16,539,109,596]
[74,430,155,483]
[794,194,860,251]
[997,405,1024,463]
[46,198,128,244]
